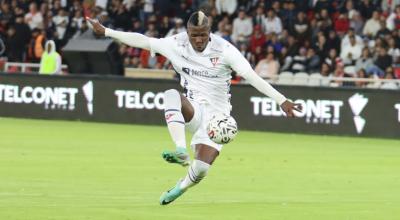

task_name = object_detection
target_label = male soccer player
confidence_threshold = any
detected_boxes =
[87,11,301,205]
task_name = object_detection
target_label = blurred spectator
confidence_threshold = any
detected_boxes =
[280,0,297,29]
[326,30,341,53]
[306,47,321,73]
[215,0,237,15]
[380,67,398,89]
[363,10,381,38]
[6,15,31,62]
[340,35,362,63]
[28,29,45,62]
[0,2,13,26]
[350,11,364,36]
[267,33,283,53]
[255,52,280,79]
[334,12,350,37]
[325,48,340,71]
[376,19,391,39]
[314,32,329,59]
[292,11,309,44]
[253,6,266,30]
[0,0,396,90]
[141,0,154,23]
[341,28,363,53]
[249,25,265,53]
[388,37,400,62]
[317,9,333,33]
[342,0,358,19]
[176,1,193,23]
[24,2,44,30]
[355,47,374,72]
[285,35,299,56]
[368,47,393,77]
[158,16,171,37]
[70,10,85,34]
[166,18,186,37]
[145,23,159,38]
[264,9,282,35]
[289,47,307,73]
[358,0,374,19]
[214,22,225,37]
[320,62,333,76]
[53,8,69,40]
[381,0,400,14]
[355,68,368,88]
[238,43,252,63]
[232,8,253,44]
[114,4,131,31]
[386,5,400,31]
[39,40,61,75]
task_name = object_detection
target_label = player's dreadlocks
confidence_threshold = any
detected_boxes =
[187,11,209,28]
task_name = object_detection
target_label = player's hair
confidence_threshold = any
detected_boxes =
[187,11,209,28]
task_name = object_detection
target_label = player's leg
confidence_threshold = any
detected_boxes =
[179,144,218,188]
[160,144,219,205]
[161,89,194,166]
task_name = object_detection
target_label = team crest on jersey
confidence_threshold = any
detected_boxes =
[210,57,219,67]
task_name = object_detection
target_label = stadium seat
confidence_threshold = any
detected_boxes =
[380,82,398,90]
[276,71,294,85]
[308,73,322,86]
[292,72,309,86]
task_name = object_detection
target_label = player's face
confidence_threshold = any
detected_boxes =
[187,25,210,52]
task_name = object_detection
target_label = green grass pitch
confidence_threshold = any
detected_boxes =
[0,117,399,220]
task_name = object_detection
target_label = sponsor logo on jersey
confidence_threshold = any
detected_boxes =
[210,57,219,67]
[182,67,218,78]
[395,103,400,123]
[0,83,79,111]
[348,93,368,134]
[115,90,164,110]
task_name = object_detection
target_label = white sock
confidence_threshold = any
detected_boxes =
[180,160,210,190]
[164,89,186,149]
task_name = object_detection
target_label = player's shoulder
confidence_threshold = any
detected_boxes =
[209,33,235,54]
[167,32,189,46]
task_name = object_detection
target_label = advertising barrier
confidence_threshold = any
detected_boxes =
[0,73,399,138]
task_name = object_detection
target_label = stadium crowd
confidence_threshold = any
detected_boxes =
[0,0,399,87]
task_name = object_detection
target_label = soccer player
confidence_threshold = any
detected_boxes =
[87,11,301,205]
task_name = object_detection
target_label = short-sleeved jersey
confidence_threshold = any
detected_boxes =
[149,32,249,114]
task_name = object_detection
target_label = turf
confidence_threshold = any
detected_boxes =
[0,117,399,220]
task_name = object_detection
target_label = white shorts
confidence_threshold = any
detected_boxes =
[185,101,224,152]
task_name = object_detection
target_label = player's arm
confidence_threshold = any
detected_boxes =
[224,44,302,117]
[86,17,172,58]
[86,17,151,50]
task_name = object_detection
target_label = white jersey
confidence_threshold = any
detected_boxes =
[149,33,248,113]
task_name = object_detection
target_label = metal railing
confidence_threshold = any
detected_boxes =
[3,62,68,73]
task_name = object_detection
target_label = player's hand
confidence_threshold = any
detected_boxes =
[86,17,105,36]
[280,100,302,117]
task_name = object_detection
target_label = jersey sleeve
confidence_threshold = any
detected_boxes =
[224,43,287,105]
[148,37,175,57]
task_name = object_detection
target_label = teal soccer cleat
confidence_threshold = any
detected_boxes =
[159,181,186,205]
[162,147,190,167]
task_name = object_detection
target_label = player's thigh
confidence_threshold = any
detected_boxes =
[180,94,194,122]
[194,144,219,165]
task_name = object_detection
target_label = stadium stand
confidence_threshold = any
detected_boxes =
[0,0,399,89]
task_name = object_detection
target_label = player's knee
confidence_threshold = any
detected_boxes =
[164,89,181,109]
[192,160,210,182]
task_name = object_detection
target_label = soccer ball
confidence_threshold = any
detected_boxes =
[207,113,238,144]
